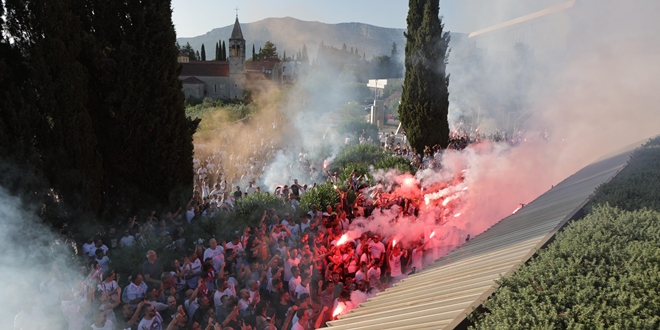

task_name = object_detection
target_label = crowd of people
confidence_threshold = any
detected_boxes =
[20,118,543,330]
[36,171,447,330]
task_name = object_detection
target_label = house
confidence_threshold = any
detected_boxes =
[178,16,284,100]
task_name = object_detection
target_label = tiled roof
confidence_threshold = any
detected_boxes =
[181,76,205,84]
[179,61,229,77]
[326,139,646,330]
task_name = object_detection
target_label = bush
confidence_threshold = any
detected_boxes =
[471,135,660,329]
[330,144,386,173]
[374,155,416,175]
[586,137,660,213]
[299,183,339,214]
[472,206,660,329]
[236,192,289,227]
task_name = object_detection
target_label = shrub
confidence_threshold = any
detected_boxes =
[299,183,339,214]
[330,144,385,173]
[236,192,289,227]
[472,206,660,329]
[374,155,416,175]
[471,135,660,329]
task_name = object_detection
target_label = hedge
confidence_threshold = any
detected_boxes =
[471,136,660,329]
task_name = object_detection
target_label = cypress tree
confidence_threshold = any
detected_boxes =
[201,43,206,61]
[85,0,199,214]
[302,44,309,65]
[221,41,226,61]
[252,44,256,61]
[399,0,450,153]
[4,0,103,226]
[283,50,286,61]
[215,42,219,61]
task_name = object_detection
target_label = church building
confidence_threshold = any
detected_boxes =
[178,16,284,100]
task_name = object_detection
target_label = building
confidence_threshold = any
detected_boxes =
[178,16,284,100]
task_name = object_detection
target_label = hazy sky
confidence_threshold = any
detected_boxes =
[171,0,567,38]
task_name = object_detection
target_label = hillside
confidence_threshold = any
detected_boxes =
[176,17,407,60]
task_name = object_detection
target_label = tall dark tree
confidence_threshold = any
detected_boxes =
[221,41,226,61]
[84,0,199,216]
[3,0,103,226]
[252,44,256,61]
[399,0,450,153]
[302,44,309,65]
[200,43,206,61]
[215,42,219,60]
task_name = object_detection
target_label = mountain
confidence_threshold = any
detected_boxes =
[176,17,407,60]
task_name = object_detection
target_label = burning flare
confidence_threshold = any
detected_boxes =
[429,231,436,239]
[336,234,349,246]
[333,304,344,317]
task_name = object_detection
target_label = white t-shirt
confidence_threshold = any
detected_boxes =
[119,235,136,247]
[82,242,96,257]
[368,241,385,260]
[61,300,85,330]
[98,280,119,301]
[367,267,381,287]
[411,248,424,271]
[185,259,202,289]
[91,320,114,330]
[389,254,403,277]
[203,246,225,272]
[294,283,310,298]
[14,306,45,330]
[214,288,234,307]
[288,276,301,297]
[99,303,117,325]
[137,312,163,330]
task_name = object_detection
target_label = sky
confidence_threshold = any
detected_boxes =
[171,0,567,38]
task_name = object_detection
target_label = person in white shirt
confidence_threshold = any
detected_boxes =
[82,237,96,258]
[184,251,202,289]
[137,304,163,330]
[294,274,311,301]
[124,273,147,304]
[203,238,225,272]
[90,312,114,330]
[61,285,94,330]
[368,235,386,260]
[288,266,301,299]
[14,300,46,330]
[119,230,136,247]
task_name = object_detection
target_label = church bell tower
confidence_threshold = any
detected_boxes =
[229,15,245,98]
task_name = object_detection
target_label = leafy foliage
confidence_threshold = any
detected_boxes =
[330,144,386,173]
[236,192,289,227]
[399,0,450,153]
[374,155,416,175]
[338,118,379,144]
[471,135,660,329]
[586,137,660,213]
[299,183,339,215]
[472,206,660,329]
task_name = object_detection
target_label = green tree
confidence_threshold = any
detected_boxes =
[85,0,199,217]
[215,42,219,61]
[221,41,226,61]
[399,0,450,153]
[180,42,197,60]
[252,44,256,61]
[200,43,206,61]
[302,44,309,65]
[259,41,278,59]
